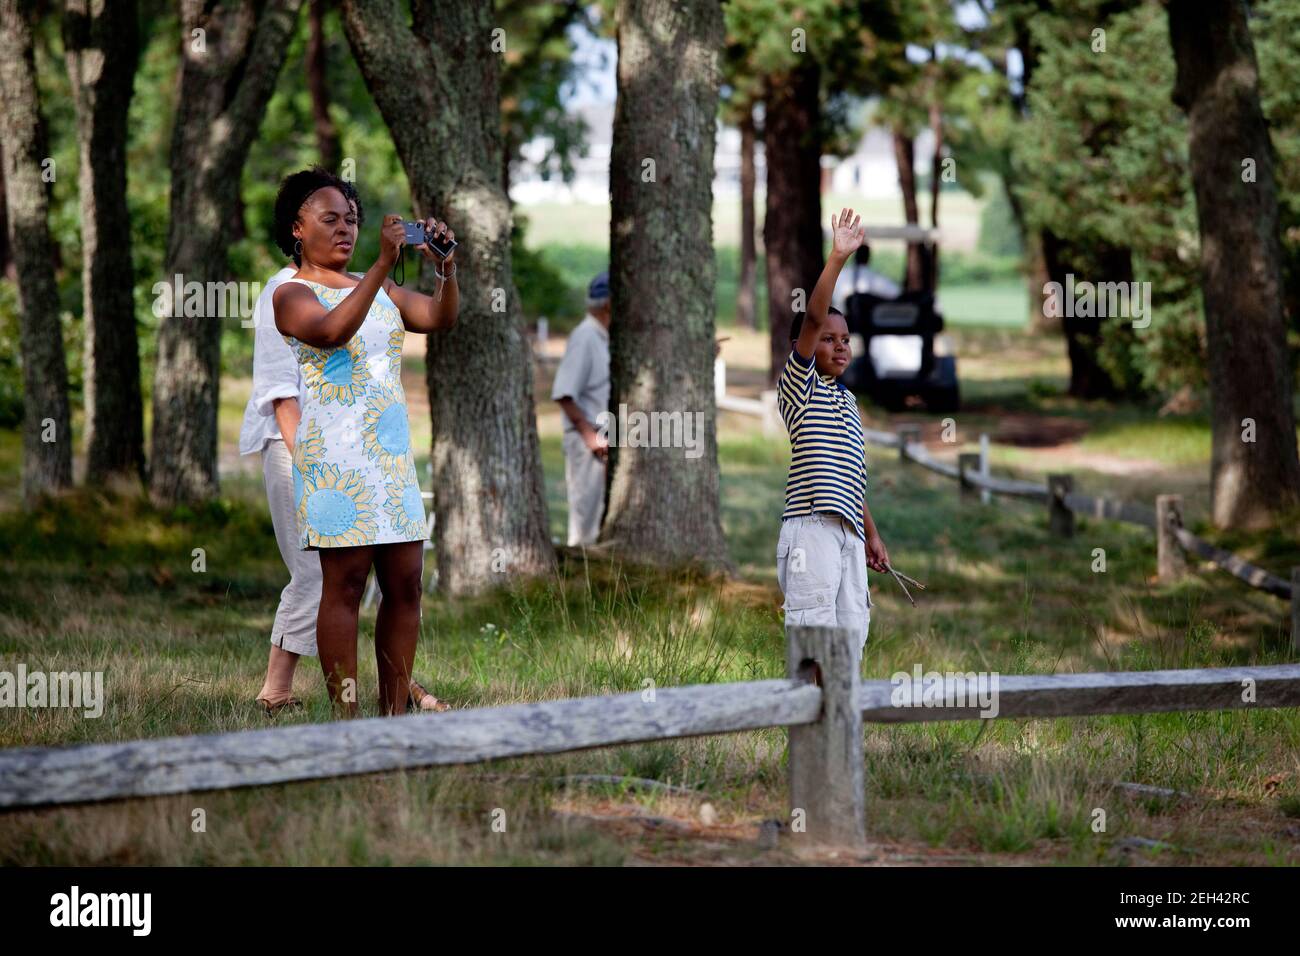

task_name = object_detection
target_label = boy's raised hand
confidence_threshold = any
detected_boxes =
[831,207,866,258]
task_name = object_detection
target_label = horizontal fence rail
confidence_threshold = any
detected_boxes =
[4,626,1299,848]
[858,666,1300,722]
[1172,526,1292,599]
[0,679,821,811]
[1064,492,1156,528]
[854,425,1299,651]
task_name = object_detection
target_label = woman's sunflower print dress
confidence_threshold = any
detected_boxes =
[280,276,427,550]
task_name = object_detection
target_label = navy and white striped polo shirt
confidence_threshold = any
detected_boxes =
[777,347,867,540]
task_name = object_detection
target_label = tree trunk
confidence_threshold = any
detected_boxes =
[0,151,12,281]
[341,0,554,596]
[763,61,822,384]
[1026,234,1056,334]
[1006,10,1062,335]
[892,126,924,291]
[598,0,728,568]
[735,104,756,331]
[64,0,145,487]
[927,98,942,291]
[1000,171,1058,334]
[1169,0,1300,528]
[1039,229,1132,400]
[306,0,342,172]
[0,0,72,499]
[149,0,303,506]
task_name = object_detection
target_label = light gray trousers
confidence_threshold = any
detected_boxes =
[263,440,322,656]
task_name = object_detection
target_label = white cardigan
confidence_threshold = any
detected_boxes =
[238,266,303,456]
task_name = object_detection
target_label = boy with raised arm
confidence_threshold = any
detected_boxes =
[776,207,890,655]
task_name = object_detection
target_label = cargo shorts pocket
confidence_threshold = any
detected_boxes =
[782,583,838,627]
[776,539,790,595]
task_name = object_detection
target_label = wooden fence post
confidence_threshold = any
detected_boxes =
[1048,473,1074,537]
[958,452,980,502]
[786,624,865,849]
[897,425,921,461]
[1291,567,1299,655]
[1156,494,1188,583]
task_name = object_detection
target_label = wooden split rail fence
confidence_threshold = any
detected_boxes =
[867,424,1299,652]
[3,625,1299,849]
[715,383,1297,648]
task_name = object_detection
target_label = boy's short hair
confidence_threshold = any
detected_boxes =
[789,306,843,343]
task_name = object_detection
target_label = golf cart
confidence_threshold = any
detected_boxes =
[831,224,960,413]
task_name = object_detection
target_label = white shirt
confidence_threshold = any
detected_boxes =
[550,314,610,434]
[238,267,303,455]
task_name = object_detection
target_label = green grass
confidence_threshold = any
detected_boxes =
[940,282,1029,327]
[2,321,1298,865]
[1078,414,1211,466]
[3,407,1298,864]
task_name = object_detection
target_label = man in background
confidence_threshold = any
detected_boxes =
[552,271,611,546]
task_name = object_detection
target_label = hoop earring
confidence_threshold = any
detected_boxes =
[293,239,303,257]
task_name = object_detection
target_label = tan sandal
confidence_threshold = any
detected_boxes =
[256,694,303,717]
[408,679,451,713]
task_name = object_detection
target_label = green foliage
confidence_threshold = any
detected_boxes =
[498,1,593,187]
[942,66,1018,200]
[0,1,596,414]
[512,215,580,325]
[1014,2,1205,396]
[1252,0,1300,330]
[0,284,24,428]
[977,180,1024,257]
[724,0,908,155]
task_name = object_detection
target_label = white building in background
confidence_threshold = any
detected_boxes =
[507,99,929,207]
[827,126,936,199]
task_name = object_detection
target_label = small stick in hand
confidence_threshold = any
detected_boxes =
[884,563,926,607]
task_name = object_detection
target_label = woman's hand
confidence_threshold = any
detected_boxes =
[418,216,456,267]
[865,532,890,574]
[379,214,405,268]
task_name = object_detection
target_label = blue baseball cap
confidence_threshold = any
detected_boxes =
[588,271,610,300]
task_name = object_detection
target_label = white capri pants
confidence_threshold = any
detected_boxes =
[262,439,322,656]
[776,513,872,652]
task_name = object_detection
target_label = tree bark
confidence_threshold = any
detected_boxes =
[0,150,12,281]
[892,126,924,291]
[1039,229,1135,400]
[735,103,756,331]
[1007,8,1060,334]
[149,0,303,506]
[598,0,729,568]
[1025,233,1056,334]
[64,0,145,487]
[0,0,73,499]
[763,61,822,384]
[927,97,942,290]
[1169,0,1300,528]
[341,0,554,596]
[306,0,342,172]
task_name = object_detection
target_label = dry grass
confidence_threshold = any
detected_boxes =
[2,329,1297,866]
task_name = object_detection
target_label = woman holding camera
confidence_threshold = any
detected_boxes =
[271,167,458,717]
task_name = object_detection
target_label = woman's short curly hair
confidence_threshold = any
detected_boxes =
[272,167,364,265]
